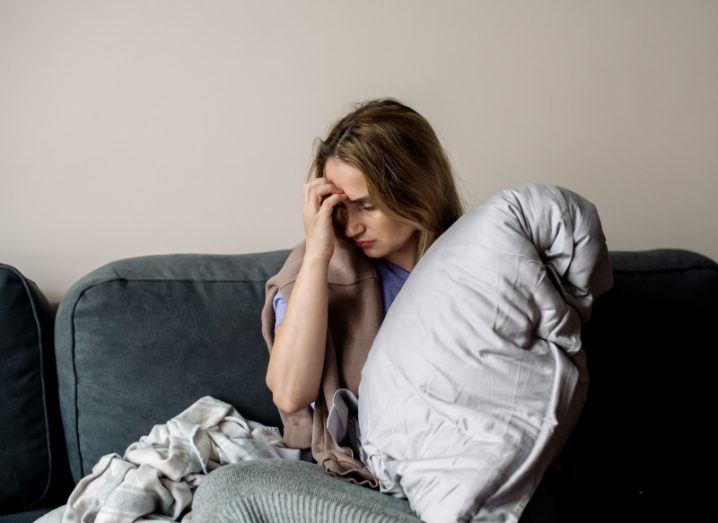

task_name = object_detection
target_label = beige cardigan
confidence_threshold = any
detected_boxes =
[260,239,383,489]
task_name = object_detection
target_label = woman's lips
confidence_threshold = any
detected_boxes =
[356,240,374,248]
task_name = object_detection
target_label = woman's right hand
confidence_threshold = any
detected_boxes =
[302,178,349,263]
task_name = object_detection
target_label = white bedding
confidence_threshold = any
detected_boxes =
[358,183,613,522]
[34,396,299,523]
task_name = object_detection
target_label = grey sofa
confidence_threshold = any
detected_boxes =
[1,247,715,522]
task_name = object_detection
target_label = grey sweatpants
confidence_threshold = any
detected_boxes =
[191,459,421,522]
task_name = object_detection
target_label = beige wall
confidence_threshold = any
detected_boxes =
[1,0,716,306]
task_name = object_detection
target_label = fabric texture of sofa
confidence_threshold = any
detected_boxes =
[0,247,715,522]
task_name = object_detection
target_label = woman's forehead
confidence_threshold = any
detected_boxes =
[325,159,367,197]
[325,157,363,180]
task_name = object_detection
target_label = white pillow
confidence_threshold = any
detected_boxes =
[358,183,613,523]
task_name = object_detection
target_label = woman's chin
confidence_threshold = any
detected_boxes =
[360,246,380,258]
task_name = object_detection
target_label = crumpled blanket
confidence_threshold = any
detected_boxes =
[327,388,363,461]
[35,395,300,523]
[358,183,614,522]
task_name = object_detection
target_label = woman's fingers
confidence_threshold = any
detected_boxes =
[321,193,348,215]
[305,180,344,212]
[301,179,347,263]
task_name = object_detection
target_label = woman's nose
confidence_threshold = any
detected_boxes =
[345,211,364,238]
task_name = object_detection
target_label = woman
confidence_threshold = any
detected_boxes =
[263,97,466,483]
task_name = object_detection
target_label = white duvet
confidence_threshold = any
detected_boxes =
[358,183,613,522]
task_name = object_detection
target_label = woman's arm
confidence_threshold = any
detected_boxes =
[265,253,329,413]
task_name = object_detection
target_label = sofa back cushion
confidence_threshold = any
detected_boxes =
[0,263,71,513]
[53,251,290,483]
[560,248,717,520]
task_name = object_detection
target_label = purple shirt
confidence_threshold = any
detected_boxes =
[272,257,411,411]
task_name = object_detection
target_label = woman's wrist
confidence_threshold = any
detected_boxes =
[302,252,330,270]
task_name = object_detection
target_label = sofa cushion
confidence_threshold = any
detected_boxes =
[53,251,291,483]
[0,263,71,514]
[557,248,718,521]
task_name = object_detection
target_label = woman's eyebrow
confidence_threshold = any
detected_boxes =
[346,195,371,203]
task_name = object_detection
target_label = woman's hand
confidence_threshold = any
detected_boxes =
[302,178,348,263]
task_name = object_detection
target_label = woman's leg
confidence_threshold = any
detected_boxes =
[191,459,420,522]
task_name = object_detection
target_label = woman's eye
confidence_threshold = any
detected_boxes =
[362,205,375,211]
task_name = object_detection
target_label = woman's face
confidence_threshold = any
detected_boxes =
[324,156,419,271]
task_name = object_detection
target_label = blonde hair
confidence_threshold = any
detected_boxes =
[307,97,467,261]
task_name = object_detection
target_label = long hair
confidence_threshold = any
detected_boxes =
[307,97,467,261]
